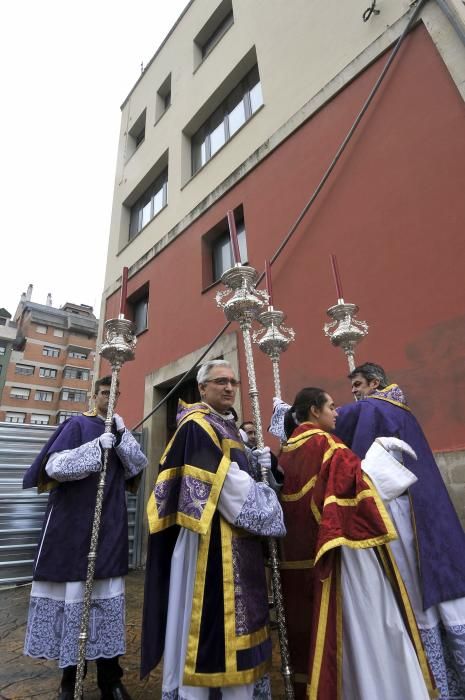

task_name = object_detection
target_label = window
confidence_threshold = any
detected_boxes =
[43,346,60,358]
[133,297,148,334]
[194,0,234,66]
[57,410,79,424]
[35,390,53,402]
[63,367,89,380]
[10,387,31,400]
[192,66,263,174]
[36,325,47,334]
[68,351,87,360]
[31,414,50,425]
[39,367,58,378]
[15,364,34,376]
[212,219,248,281]
[129,169,168,239]
[127,109,146,160]
[5,412,25,423]
[0,317,6,326]
[156,74,171,122]
[61,389,87,403]
[201,10,233,59]
[53,328,64,337]
[0,346,5,356]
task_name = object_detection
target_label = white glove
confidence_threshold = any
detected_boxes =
[376,437,417,462]
[254,446,271,471]
[99,432,116,450]
[113,413,125,432]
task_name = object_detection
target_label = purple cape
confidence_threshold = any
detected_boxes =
[335,386,465,609]
[23,414,130,582]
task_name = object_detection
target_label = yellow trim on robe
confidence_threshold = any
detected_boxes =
[220,518,236,674]
[322,441,348,464]
[283,428,327,452]
[281,475,317,502]
[235,625,270,650]
[311,498,322,524]
[279,559,315,570]
[323,489,372,509]
[368,385,411,412]
[309,573,332,700]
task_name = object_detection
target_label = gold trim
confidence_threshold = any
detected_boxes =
[82,408,97,416]
[322,441,347,463]
[183,659,271,687]
[184,523,212,681]
[235,625,270,650]
[155,464,217,484]
[220,518,236,673]
[311,498,322,524]
[323,489,372,508]
[362,475,398,539]
[279,559,315,570]
[368,385,411,412]
[309,573,332,700]
[282,428,326,452]
[281,475,317,502]
[314,531,396,567]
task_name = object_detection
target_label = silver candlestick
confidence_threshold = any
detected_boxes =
[74,317,136,700]
[323,300,368,373]
[216,264,295,700]
[253,307,295,400]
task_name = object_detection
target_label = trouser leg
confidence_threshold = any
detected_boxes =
[96,656,124,690]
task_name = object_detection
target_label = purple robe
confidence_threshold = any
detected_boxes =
[335,384,465,610]
[23,414,137,582]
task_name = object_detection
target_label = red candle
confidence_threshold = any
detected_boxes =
[265,259,273,307]
[227,210,241,265]
[330,254,344,300]
[119,267,128,316]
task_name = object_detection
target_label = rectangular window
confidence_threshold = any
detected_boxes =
[0,346,5,356]
[35,390,53,402]
[10,387,31,400]
[5,412,25,423]
[63,367,89,380]
[129,169,168,239]
[212,219,248,281]
[43,346,60,358]
[192,66,263,174]
[31,414,50,425]
[39,367,58,378]
[57,410,79,424]
[134,297,148,334]
[61,389,87,403]
[201,9,233,59]
[68,351,87,360]
[53,328,64,337]
[15,364,34,376]
[194,0,234,67]
[36,325,47,334]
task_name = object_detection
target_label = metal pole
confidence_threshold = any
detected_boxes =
[217,266,295,698]
[74,318,136,699]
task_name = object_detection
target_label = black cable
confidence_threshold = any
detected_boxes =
[131,0,427,432]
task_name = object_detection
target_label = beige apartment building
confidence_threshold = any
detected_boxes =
[0,287,98,425]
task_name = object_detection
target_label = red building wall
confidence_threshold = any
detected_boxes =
[105,25,465,452]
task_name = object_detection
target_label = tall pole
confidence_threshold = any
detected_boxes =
[74,317,136,699]
[216,264,295,699]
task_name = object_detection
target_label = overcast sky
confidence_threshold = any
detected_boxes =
[0,0,189,319]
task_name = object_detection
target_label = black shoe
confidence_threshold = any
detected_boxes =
[100,682,132,700]
[57,691,82,700]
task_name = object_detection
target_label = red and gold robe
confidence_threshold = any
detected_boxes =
[279,422,434,700]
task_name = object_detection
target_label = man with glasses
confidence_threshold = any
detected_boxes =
[23,375,147,700]
[141,360,285,699]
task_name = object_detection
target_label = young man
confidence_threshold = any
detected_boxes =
[23,376,147,700]
[141,360,285,699]
[239,420,257,449]
[336,362,465,699]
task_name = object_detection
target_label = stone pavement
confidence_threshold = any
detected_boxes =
[0,570,285,699]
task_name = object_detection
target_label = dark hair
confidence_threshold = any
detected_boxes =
[284,387,328,439]
[94,375,115,394]
[348,362,388,388]
[239,421,254,431]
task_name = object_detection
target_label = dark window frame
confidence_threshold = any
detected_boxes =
[129,169,168,240]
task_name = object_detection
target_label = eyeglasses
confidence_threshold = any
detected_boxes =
[204,377,240,387]
[99,390,121,397]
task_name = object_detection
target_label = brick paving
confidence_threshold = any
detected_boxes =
[0,570,285,699]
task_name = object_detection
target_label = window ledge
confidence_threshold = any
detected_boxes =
[154,104,171,126]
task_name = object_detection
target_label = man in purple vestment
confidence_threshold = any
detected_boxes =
[22,376,147,700]
[335,362,465,699]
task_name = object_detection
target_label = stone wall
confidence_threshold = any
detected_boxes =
[435,449,465,531]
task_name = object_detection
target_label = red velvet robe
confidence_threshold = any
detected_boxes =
[279,423,434,700]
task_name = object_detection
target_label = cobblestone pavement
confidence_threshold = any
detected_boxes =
[0,570,285,699]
